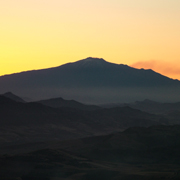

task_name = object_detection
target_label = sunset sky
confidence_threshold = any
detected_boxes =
[1,0,180,79]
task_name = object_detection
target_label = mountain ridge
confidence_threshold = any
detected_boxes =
[37,96,100,110]
[0,95,164,145]
[0,57,176,79]
[0,57,180,103]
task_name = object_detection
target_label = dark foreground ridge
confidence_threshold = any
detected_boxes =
[1,125,180,180]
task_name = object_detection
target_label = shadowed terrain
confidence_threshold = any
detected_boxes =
[0,95,163,146]
[1,125,180,180]
[1,91,180,179]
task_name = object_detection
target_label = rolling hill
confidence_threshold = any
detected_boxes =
[0,96,163,145]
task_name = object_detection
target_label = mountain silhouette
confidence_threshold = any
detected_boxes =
[0,57,180,103]
[2,92,26,103]
[37,97,100,110]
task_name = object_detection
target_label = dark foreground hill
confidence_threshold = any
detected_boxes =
[1,125,180,180]
[0,96,163,145]
[61,125,180,164]
[0,57,180,103]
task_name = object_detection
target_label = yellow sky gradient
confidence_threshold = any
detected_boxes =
[0,0,180,79]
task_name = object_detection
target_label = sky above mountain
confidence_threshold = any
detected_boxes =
[1,0,180,79]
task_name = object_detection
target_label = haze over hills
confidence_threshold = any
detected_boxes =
[0,57,180,103]
[37,97,100,110]
[0,95,164,145]
[1,91,99,110]
[103,99,180,115]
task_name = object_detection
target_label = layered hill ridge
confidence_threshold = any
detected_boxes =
[0,57,180,103]
[104,99,180,116]
[37,97,100,110]
[0,95,164,145]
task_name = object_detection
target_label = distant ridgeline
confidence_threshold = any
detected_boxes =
[0,57,180,104]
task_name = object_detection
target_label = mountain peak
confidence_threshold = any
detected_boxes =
[69,57,117,69]
[84,57,106,62]
[2,92,26,103]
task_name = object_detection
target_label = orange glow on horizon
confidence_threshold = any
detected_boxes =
[131,60,180,80]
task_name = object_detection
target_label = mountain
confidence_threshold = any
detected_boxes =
[1,92,26,103]
[0,57,180,103]
[0,96,164,145]
[37,97,100,110]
